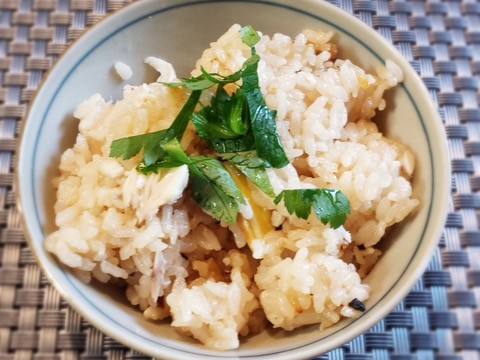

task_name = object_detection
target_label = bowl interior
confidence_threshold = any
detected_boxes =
[16,0,450,359]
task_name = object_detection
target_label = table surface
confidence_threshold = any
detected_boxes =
[1,0,479,359]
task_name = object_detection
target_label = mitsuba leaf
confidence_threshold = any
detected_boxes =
[167,90,202,140]
[168,76,215,91]
[189,156,246,205]
[208,135,255,154]
[168,66,243,91]
[240,25,261,47]
[274,189,350,228]
[220,151,275,197]
[311,189,350,228]
[189,167,240,224]
[109,90,201,166]
[136,137,190,173]
[192,86,247,140]
[188,155,245,224]
[109,130,167,162]
[227,92,248,135]
[239,55,289,168]
[142,138,245,224]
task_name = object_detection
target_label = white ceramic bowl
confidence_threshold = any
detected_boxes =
[16,0,450,359]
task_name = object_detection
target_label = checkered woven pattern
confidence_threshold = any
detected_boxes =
[0,0,479,359]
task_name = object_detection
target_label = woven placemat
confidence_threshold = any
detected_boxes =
[1,0,479,359]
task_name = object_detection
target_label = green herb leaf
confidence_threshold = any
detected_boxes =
[274,189,350,228]
[167,76,215,91]
[168,67,243,91]
[136,137,190,173]
[109,90,201,167]
[188,155,245,223]
[220,151,275,197]
[227,92,248,135]
[189,166,240,224]
[167,90,202,140]
[141,137,245,224]
[239,55,289,168]
[109,130,167,162]
[240,25,261,47]
[208,135,256,154]
[192,86,247,140]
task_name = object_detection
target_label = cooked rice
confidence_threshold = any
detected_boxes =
[45,24,419,350]
[114,61,133,80]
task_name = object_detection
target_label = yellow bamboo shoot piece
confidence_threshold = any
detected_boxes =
[223,162,274,247]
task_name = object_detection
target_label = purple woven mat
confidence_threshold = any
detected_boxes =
[1,0,479,359]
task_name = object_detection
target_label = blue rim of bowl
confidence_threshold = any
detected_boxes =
[19,0,448,358]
